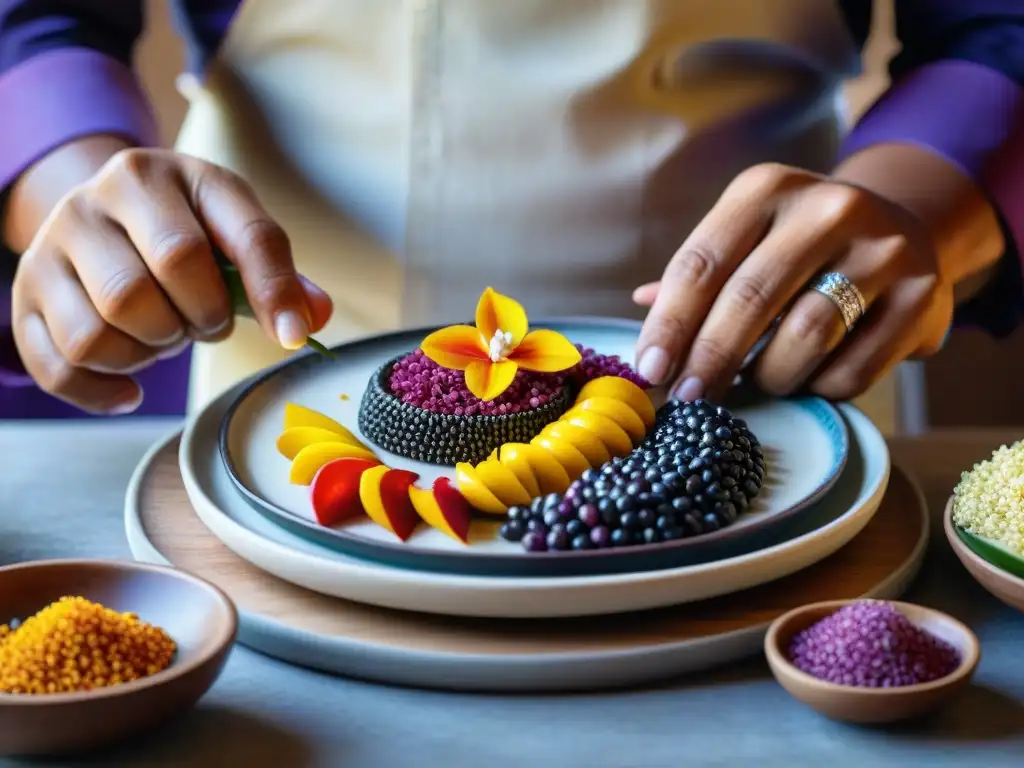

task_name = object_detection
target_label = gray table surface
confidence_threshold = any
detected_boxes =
[2,418,1023,768]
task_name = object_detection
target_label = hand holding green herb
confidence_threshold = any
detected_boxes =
[218,261,336,359]
[8,147,334,414]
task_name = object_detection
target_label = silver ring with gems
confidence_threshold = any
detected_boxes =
[811,271,866,332]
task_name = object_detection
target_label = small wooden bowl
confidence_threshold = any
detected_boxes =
[944,496,1024,613]
[0,559,237,757]
[764,599,979,724]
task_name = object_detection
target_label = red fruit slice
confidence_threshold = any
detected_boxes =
[360,466,421,541]
[407,479,471,544]
[309,458,379,526]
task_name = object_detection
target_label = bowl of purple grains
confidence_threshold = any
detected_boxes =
[764,599,979,724]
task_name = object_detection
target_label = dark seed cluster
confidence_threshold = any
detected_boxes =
[499,399,765,552]
[359,358,573,466]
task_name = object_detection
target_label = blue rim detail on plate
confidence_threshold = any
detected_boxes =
[219,319,849,578]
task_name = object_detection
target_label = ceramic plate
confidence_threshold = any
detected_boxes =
[126,432,927,691]
[181,381,887,618]
[220,320,848,576]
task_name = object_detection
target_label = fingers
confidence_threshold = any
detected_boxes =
[299,275,334,334]
[752,240,898,397]
[635,166,780,386]
[668,201,851,400]
[809,277,941,401]
[41,256,160,375]
[181,157,315,349]
[96,155,231,339]
[632,281,660,307]
[12,309,142,415]
[53,201,185,348]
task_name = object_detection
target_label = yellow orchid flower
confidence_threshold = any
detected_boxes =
[420,287,582,401]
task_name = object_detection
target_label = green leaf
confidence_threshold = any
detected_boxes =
[219,263,255,319]
[217,261,335,360]
[303,336,338,360]
[956,526,1024,580]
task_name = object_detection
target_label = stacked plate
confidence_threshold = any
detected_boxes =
[172,319,894,620]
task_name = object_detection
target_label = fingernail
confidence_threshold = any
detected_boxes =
[637,347,671,385]
[196,316,232,340]
[158,337,193,360]
[674,376,704,401]
[108,388,143,415]
[275,310,309,350]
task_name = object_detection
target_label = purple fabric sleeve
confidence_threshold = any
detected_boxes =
[0,48,159,192]
[0,48,159,390]
[840,60,1023,195]
[840,60,1024,335]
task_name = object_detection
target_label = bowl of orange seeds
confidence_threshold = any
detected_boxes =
[0,559,237,758]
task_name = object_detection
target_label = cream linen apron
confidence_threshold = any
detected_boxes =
[175,0,900,431]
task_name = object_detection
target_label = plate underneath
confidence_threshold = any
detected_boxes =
[127,432,927,692]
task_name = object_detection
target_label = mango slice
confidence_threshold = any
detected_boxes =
[358,465,420,541]
[541,421,611,467]
[473,459,532,507]
[531,433,591,479]
[290,442,379,485]
[576,377,655,428]
[563,411,633,456]
[494,443,541,497]
[283,402,368,448]
[455,462,508,515]
[502,442,571,495]
[569,397,647,443]
[410,478,472,544]
[277,427,356,460]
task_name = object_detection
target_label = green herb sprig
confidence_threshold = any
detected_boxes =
[218,260,337,360]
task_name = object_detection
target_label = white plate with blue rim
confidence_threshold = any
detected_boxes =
[217,319,849,578]
[167,377,888,619]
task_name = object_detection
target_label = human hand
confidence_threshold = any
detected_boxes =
[11,148,333,414]
[633,162,953,402]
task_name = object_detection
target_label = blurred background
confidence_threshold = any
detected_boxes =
[133,0,1023,429]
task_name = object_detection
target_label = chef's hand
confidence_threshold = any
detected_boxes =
[11,148,333,414]
[633,162,954,402]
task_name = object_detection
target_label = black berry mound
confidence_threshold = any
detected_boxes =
[499,399,765,552]
[358,356,574,466]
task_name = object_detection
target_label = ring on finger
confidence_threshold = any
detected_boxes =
[810,271,866,332]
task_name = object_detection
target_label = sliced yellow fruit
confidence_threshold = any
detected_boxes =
[570,397,647,443]
[576,377,655,428]
[409,485,468,543]
[357,464,392,532]
[276,426,355,460]
[282,402,368,448]
[455,462,507,515]
[474,459,532,507]
[563,411,632,456]
[542,421,611,467]
[495,444,544,499]
[531,433,591,478]
[289,442,379,485]
[503,442,571,495]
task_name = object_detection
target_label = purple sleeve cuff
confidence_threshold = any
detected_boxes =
[840,59,1024,334]
[841,59,1023,188]
[0,48,158,387]
[0,48,159,192]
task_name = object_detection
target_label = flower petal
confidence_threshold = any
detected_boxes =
[475,287,528,347]
[510,329,582,372]
[420,325,489,370]
[465,360,519,401]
